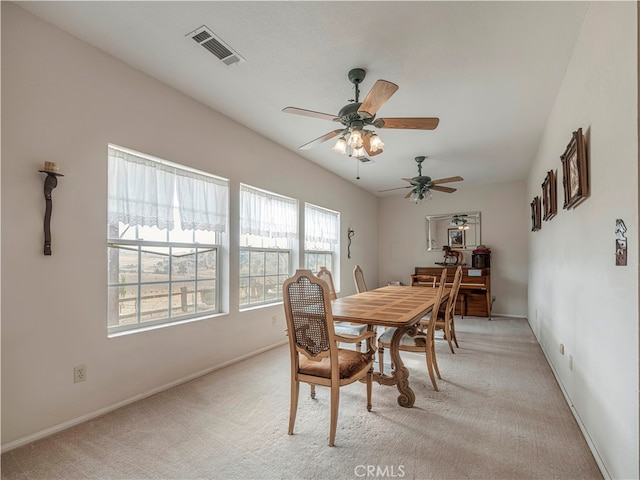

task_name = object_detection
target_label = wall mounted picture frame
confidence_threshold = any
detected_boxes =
[447,228,465,248]
[561,128,589,209]
[530,196,541,232]
[542,169,557,221]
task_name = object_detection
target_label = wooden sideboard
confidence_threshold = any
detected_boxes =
[411,266,491,318]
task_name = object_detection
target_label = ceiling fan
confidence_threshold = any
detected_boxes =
[379,156,463,203]
[282,68,439,159]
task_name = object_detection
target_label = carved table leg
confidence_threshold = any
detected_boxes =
[372,323,416,408]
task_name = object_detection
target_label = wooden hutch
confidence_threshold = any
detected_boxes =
[411,266,491,318]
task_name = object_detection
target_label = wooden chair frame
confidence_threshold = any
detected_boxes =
[435,265,463,353]
[317,266,369,352]
[377,269,447,391]
[316,266,338,300]
[353,265,368,293]
[283,270,375,446]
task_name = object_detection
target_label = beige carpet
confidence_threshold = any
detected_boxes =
[2,317,603,480]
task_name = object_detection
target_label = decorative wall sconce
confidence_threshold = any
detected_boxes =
[347,228,355,259]
[38,162,63,255]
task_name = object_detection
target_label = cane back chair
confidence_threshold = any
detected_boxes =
[283,270,375,446]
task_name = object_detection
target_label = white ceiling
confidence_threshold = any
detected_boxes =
[17,1,590,196]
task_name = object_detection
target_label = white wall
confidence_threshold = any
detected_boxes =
[378,180,528,317]
[1,3,378,447]
[4,4,638,478]
[527,3,638,479]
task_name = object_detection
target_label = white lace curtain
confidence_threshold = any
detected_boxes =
[240,184,297,239]
[305,203,339,249]
[108,146,228,232]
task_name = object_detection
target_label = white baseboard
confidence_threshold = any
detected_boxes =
[533,331,610,479]
[489,312,528,319]
[1,340,288,453]
[456,312,528,319]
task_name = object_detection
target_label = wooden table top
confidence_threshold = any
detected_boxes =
[331,285,449,328]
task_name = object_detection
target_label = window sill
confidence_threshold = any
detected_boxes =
[239,301,283,313]
[108,311,228,338]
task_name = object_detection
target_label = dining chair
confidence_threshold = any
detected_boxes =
[316,266,339,300]
[434,265,463,353]
[316,267,370,352]
[377,269,447,391]
[411,274,438,288]
[283,270,375,447]
[353,265,368,293]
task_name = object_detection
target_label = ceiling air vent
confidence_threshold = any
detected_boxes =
[187,26,245,66]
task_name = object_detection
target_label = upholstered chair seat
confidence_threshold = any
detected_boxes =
[299,349,373,379]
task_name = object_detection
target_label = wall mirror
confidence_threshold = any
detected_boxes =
[426,211,481,251]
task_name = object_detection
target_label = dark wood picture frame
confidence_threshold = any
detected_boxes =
[561,128,588,209]
[542,169,557,221]
[447,228,465,248]
[530,196,541,232]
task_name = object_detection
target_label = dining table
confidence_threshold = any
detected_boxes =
[331,285,449,408]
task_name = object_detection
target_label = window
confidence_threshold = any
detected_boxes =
[107,145,228,334]
[304,203,340,277]
[239,184,297,308]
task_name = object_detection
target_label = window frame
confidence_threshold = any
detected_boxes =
[238,246,291,309]
[303,203,340,283]
[239,184,298,310]
[107,239,220,334]
[107,145,228,335]
[303,251,334,276]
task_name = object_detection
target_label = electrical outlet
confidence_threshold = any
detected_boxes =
[74,364,86,383]
[271,315,277,326]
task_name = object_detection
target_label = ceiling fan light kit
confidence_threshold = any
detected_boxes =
[332,136,347,154]
[283,68,439,160]
[368,133,384,152]
[333,129,384,158]
[348,128,362,147]
[409,187,433,204]
[351,146,367,158]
